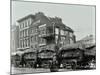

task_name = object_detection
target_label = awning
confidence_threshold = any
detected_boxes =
[39,49,55,53]
[84,46,96,56]
[60,43,84,51]
[38,50,55,58]
[11,49,36,56]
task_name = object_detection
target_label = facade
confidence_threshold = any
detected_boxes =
[17,14,35,51]
[17,12,76,53]
[76,35,95,48]
[11,25,19,53]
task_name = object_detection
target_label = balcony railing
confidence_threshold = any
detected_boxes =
[39,24,54,38]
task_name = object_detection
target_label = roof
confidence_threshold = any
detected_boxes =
[64,25,74,32]
[48,17,74,32]
[17,14,35,22]
[17,12,74,32]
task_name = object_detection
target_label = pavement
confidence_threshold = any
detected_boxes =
[11,67,72,74]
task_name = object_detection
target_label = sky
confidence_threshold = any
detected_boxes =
[11,0,95,41]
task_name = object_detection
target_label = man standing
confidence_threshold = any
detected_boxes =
[50,54,59,72]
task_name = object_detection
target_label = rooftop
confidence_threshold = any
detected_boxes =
[17,14,35,22]
[17,12,74,32]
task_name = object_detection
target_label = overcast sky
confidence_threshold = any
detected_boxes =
[12,1,95,41]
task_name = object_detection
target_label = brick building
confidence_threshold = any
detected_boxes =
[17,15,34,51]
[17,12,76,52]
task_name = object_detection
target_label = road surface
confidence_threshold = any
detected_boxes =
[11,67,72,74]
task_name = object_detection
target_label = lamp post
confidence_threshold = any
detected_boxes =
[50,23,61,72]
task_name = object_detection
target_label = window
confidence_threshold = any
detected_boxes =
[28,39,30,46]
[20,24,21,29]
[31,27,37,34]
[25,29,28,36]
[39,24,46,35]
[35,28,38,33]
[27,39,29,47]
[22,31,24,37]
[25,21,27,27]
[60,37,65,45]
[64,31,68,35]
[22,40,24,48]
[23,30,25,37]
[24,39,28,47]
[27,30,28,36]
[55,35,58,44]
[20,40,22,48]
[60,29,64,35]
[35,35,38,42]
[70,38,74,44]
[20,31,22,37]
[31,36,34,42]
[24,40,25,48]
[69,32,73,37]
[20,23,22,28]
[61,37,65,41]
[25,30,27,37]
[31,29,33,33]
[20,31,23,37]
[39,38,46,46]
[28,19,31,25]
[55,28,59,34]
[31,36,32,42]
[22,23,24,28]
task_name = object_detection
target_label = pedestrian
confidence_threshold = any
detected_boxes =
[50,55,58,72]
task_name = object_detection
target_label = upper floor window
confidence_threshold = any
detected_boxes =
[20,40,22,48]
[39,38,46,46]
[31,27,37,34]
[25,21,27,27]
[55,28,59,35]
[28,18,32,25]
[70,38,74,44]
[60,37,65,45]
[27,20,29,26]
[39,24,46,35]
[24,29,28,36]
[60,29,64,35]
[28,20,30,25]
[55,35,58,44]
[64,31,68,35]
[23,30,25,37]
[69,32,73,37]
[21,22,24,28]
[27,29,28,36]
[20,24,21,29]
